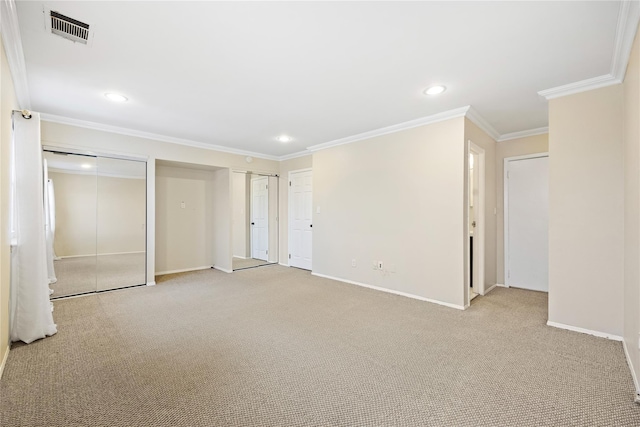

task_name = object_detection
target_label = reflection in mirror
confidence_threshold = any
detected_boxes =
[44,150,147,298]
[44,151,98,297]
[232,172,278,270]
[96,157,146,291]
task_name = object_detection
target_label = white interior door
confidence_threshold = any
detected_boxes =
[251,176,268,261]
[506,155,549,292]
[289,170,312,270]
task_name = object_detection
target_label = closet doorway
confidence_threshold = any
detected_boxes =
[44,150,147,298]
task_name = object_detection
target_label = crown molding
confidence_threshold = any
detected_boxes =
[539,0,640,100]
[465,106,500,140]
[279,150,312,161]
[497,126,549,142]
[611,0,640,81]
[0,0,31,109]
[40,113,281,161]
[306,106,470,153]
[538,74,620,100]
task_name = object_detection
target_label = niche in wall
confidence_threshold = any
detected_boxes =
[155,160,231,275]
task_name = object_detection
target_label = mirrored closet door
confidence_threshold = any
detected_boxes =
[232,171,278,270]
[44,150,147,298]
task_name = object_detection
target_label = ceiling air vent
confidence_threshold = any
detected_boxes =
[50,11,90,44]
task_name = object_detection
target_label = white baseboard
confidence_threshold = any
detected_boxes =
[311,272,466,310]
[213,266,233,274]
[496,283,508,288]
[146,281,156,287]
[546,321,623,341]
[233,256,249,259]
[278,262,290,267]
[623,339,640,395]
[59,251,145,259]
[483,283,498,295]
[0,345,9,380]
[155,266,212,276]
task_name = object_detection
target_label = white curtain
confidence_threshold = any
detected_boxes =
[9,111,57,344]
[43,159,57,284]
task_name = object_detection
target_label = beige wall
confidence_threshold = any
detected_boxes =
[313,118,466,307]
[624,28,640,390]
[156,165,215,274]
[464,119,497,300]
[212,168,232,272]
[278,155,313,264]
[549,84,624,336]
[49,172,145,257]
[495,133,549,284]
[0,35,18,376]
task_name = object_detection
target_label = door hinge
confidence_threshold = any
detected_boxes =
[289,254,291,259]
[266,250,268,254]
[266,184,268,190]
[289,181,291,186]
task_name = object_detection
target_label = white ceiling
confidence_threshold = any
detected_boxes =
[14,1,624,158]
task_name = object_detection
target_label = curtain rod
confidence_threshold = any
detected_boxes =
[13,109,32,119]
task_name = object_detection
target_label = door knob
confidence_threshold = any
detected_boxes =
[310,224,313,228]
[251,222,255,225]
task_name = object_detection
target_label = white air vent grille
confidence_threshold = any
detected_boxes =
[50,11,89,44]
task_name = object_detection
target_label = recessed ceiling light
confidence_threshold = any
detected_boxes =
[81,163,92,169]
[104,93,128,102]
[424,85,447,96]
[277,135,292,143]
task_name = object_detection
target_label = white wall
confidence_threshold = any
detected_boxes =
[548,84,625,337]
[624,28,640,391]
[313,118,466,308]
[155,165,215,274]
[495,134,549,284]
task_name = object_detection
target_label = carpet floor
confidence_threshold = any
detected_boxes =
[2,266,639,426]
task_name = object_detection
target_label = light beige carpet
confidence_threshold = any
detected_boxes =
[2,266,639,426]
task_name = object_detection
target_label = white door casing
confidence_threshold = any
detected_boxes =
[289,169,312,270]
[251,176,269,261]
[505,154,549,292]
[467,141,485,305]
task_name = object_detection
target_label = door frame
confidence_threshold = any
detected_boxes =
[287,168,312,268]
[467,141,485,306]
[503,152,549,287]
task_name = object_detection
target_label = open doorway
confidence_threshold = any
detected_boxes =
[467,141,485,305]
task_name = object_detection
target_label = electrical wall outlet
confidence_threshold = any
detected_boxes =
[351,259,357,267]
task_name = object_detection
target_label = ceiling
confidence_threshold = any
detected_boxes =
[14,1,625,158]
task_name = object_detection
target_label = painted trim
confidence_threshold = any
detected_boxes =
[306,106,470,153]
[155,266,212,276]
[483,283,498,295]
[497,127,549,142]
[278,262,290,267]
[59,251,145,259]
[213,266,233,274]
[611,0,640,82]
[466,106,500,140]
[623,339,640,394]
[0,346,9,380]
[503,153,549,287]
[538,1,640,100]
[279,150,312,161]
[496,283,508,288]
[546,321,623,341]
[43,143,148,162]
[0,0,30,109]
[311,272,466,310]
[40,113,281,161]
[467,140,486,305]
[146,281,156,287]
